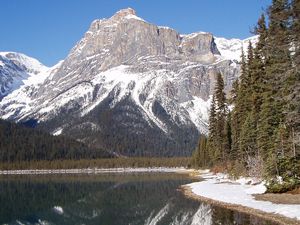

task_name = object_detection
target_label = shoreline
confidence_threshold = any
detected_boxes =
[181,171,300,225]
[2,167,299,224]
[0,167,189,175]
[181,185,299,225]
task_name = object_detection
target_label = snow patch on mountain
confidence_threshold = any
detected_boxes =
[0,59,62,120]
[214,36,258,61]
[0,52,46,72]
[181,96,211,135]
[124,14,146,22]
[52,128,63,136]
[0,52,49,97]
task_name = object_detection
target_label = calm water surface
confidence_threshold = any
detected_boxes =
[0,173,278,225]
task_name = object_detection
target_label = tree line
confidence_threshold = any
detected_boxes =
[0,119,111,162]
[0,118,191,169]
[0,157,191,170]
[192,0,300,192]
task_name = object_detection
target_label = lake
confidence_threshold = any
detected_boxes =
[0,173,278,225]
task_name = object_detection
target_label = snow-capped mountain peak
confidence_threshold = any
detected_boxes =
[0,52,47,73]
[0,8,257,156]
[0,52,50,98]
[214,35,259,61]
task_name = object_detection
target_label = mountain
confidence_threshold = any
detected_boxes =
[0,8,257,156]
[214,36,258,61]
[0,52,50,99]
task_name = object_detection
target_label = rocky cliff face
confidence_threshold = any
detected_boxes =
[0,8,257,156]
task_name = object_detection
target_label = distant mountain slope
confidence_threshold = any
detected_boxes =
[214,36,258,61]
[0,8,257,156]
[0,52,50,99]
[0,119,112,162]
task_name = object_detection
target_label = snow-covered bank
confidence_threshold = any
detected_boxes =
[186,171,300,221]
[0,167,189,175]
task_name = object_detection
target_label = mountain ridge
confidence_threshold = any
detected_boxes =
[0,8,257,156]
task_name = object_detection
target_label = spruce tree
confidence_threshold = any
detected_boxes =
[229,78,240,161]
[198,135,208,167]
[207,94,218,164]
[229,79,239,105]
[224,111,232,160]
[230,51,246,161]
[235,44,254,160]
[265,0,292,172]
[246,43,265,159]
[191,138,201,167]
[254,13,268,58]
[240,111,258,158]
[285,0,300,157]
[240,42,260,159]
[215,73,228,162]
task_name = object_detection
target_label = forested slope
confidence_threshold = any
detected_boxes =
[0,119,112,162]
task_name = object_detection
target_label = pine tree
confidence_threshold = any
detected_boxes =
[191,139,201,167]
[285,0,300,157]
[251,48,265,119]
[230,78,240,161]
[265,0,292,168]
[254,13,268,58]
[224,111,232,160]
[207,95,219,164]
[239,42,260,159]
[229,79,239,104]
[215,73,228,162]
[230,51,246,161]
[245,42,265,159]
[198,135,208,167]
[240,111,258,159]
[234,44,254,160]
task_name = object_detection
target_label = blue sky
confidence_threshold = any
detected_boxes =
[0,0,271,66]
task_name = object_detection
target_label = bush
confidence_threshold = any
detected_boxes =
[266,177,300,193]
[266,156,300,193]
[228,160,247,179]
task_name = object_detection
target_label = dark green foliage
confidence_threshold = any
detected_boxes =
[224,111,232,159]
[192,0,299,192]
[191,135,208,168]
[240,112,257,158]
[231,50,250,159]
[0,119,111,163]
[0,157,191,170]
[229,79,239,105]
[230,79,240,160]
[196,73,229,167]
[41,96,199,157]
[206,95,218,163]
[215,73,228,161]
[285,0,300,158]
[254,14,268,57]
[266,155,300,193]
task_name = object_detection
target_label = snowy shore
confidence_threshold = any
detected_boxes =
[185,170,300,222]
[0,167,189,175]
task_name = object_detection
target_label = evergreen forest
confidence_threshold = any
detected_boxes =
[0,119,112,162]
[192,0,300,192]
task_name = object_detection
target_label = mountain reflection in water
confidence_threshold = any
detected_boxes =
[0,173,278,225]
